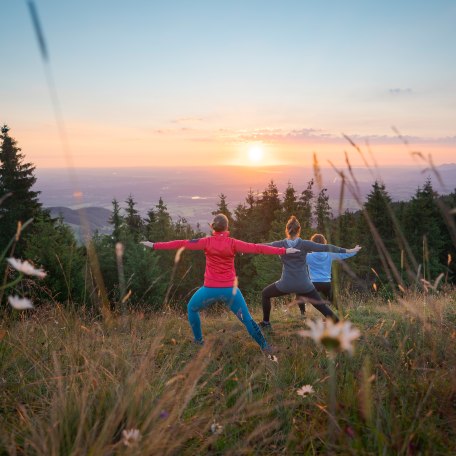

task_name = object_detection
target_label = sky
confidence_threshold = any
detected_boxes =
[1,0,455,168]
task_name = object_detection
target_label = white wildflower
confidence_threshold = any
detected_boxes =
[8,295,34,310]
[268,354,278,363]
[121,428,141,447]
[298,319,360,355]
[296,384,314,397]
[210,422,223,435]
[6,258,46,279]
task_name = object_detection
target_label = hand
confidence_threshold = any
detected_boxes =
[140,241,154,248]
[348,245,361,254]
[286,247,300,254]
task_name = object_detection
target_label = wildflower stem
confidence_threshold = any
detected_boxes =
[0,274,24,291]
[327,353,337,445]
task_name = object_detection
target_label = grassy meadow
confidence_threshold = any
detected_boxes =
[1,291,455,455]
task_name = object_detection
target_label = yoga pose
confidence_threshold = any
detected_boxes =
[306,233,360,305]
[259,216,361,329]
[141,214,299,351]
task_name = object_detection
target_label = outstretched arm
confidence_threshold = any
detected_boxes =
[234,239,298,255]
[300,240,348,253]
[329,245,362,259]
[140,238,209,251]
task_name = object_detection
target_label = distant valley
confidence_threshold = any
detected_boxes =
[39,164,456,236]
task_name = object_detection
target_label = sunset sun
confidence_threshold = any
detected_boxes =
[247,145,264,164]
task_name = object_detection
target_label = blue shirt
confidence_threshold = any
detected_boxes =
[307,251,357,283]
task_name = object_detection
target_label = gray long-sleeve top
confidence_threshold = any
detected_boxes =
[267,238,346,294]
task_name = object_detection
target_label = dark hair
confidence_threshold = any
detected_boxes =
[285,215,301,238]
[211,213,229,232]
[311,233,327,244]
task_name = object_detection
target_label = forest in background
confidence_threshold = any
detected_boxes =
[1,125,455,312]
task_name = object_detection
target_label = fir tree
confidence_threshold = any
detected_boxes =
[297,179,314,237]
[256,181,281,240]
[404,179,445,279]
[357,181,397,281]
[0,125,42,251]
[124,194,143,242]
[212,193,233,226]
[149,197,173,241]
[314,187,332,234]
[108,198,123,242]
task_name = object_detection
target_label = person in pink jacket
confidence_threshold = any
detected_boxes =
[141,213,299,351]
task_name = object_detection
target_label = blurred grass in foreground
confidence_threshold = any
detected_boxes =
[1,291,455,455]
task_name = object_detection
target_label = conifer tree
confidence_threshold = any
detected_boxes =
[314,187,332,234]
[297,179,314,237]
[269,182,299,240]
[357,181,402,283]
[257,181,281,240]
[404,179,445,279]
[149,197,173,241]
[283,182,299,215]
[0,125,42,250]
[124,194,143,242]
[108,198,123,242]
[212,193,234,226]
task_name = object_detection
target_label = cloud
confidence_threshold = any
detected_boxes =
[170,117,204,124]
[389,88,413,95]
[215,127,456,147]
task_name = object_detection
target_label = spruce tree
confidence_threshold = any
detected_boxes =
[124,194,143,242]
[0,125,42,251]
[314,187,332,234]
[256,181,281,240]
[108,198,123,242]
[150,197,173,241]
[297,179,314,237]
[212,193,234,226]
[404,179,445,280]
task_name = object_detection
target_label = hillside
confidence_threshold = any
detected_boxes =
[48,206,112,239]
[1,292,455,454]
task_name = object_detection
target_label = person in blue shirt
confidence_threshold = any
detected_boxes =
[259,216,361,329]
[306,233,361,309]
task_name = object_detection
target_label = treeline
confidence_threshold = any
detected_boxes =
[1,126,455,311]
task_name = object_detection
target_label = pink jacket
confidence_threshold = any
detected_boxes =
[153,231,286,287]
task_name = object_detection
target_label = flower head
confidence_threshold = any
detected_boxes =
[296,384,314,397]
[8,295,34,310]
[298,319,360,355]
[7,258,46,279]
[210,422,223,435]
[122,428,141,447]
[268,354,278,363]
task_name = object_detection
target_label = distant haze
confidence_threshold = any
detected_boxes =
[35,164,456,230]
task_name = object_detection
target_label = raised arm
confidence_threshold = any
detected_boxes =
[141,238,209,251]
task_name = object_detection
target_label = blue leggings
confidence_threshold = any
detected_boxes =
[187,287,268,350]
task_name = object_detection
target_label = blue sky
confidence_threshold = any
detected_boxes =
[1,1,455,167]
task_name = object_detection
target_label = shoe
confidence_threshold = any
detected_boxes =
[259,321,272,330]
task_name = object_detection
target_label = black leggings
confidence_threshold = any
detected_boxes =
[261,283,338,323]
[313,282,333,301]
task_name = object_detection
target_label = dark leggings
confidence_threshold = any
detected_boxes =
[312,282,333,301]
[261,283,338,323]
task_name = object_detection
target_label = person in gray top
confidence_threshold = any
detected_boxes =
[259,215,361,329]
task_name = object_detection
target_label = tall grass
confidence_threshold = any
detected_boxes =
[1,292,455,455]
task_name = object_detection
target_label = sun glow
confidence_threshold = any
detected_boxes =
[247,145,264,164]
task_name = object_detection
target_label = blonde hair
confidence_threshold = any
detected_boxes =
[310,233,327,244]
[211,213,229,232]
[285,215,301,238]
